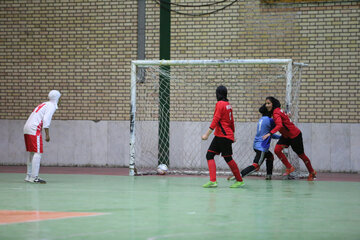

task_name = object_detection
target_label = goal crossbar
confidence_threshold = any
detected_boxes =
[132,59,293,67]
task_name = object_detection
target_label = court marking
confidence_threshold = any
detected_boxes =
[0,210,105,225]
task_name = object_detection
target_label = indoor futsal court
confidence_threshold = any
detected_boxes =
[0,167,359,240]
[1,0,359,240]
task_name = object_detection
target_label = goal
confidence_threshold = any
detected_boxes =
[130,59,307,177]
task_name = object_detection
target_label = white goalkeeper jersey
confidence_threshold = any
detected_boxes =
[23,101,57,135]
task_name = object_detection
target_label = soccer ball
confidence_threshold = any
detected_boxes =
[157,164,168,175]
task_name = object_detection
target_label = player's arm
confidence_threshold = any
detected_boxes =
[269,118,281,139]
[43,105,56,142]
[271,134,281,139]
[43,105,56,129]
[230,110,235,132]
[263,111,282,140]
[270,109,282,134]
[203,103,221,140]
[209,103,221,130]
[263,110,282,139]
[202,128,213,140]
[44,128,50,142]
[230,110,235,141]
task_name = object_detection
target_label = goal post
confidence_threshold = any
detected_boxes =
[130,59,307,177]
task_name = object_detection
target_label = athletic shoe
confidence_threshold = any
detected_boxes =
[227,176,235,181]
[229,181,245,188]
[202,181,217,188]
[24,175,31,182]
[32,177,46,184]
[307,170,317,181]
[283,166,295,176]
[265,174,272,180]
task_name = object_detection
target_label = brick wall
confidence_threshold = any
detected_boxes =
[0,0,137,121]
[1,0,359,123]
[145,0,360,123]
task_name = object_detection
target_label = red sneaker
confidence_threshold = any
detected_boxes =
[283,166,295,176]
[307,170,317,181]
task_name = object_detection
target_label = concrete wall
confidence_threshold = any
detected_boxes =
[0,119,129,168]
[0,119,359,173]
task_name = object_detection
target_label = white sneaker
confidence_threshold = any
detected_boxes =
[27,176,46,184]
[24,175,31,182]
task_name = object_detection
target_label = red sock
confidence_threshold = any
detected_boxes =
[207,159,216,182]
[298,153,314,173]
[274,145,292,169]
[227,160,243,182]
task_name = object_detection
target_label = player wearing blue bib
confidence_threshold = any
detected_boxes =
[244,104,280,179]
[228,104,280,181]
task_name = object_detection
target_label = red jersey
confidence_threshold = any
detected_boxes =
[270,107,300,139]
[209,100,235,141]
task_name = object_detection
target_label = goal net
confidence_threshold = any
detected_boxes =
[130,59,307,178]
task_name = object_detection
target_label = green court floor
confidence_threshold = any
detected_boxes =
[0,173,359,240]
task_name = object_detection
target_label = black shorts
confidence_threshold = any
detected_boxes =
[208,136,233,156]
[277,132,304,155]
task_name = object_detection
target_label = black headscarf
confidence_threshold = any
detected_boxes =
[216,85,228,101]
[259,103,271,117]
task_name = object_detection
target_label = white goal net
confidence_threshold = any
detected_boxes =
[130,59,306,177]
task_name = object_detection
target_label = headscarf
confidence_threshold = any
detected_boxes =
[48,90,61,109]
[259,103,271,117]
[216,85,228,101]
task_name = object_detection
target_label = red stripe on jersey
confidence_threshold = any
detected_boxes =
[36,121,43,136]
[34,103,46,113]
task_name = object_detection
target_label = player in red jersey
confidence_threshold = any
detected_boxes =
[262,96,317,181]
[201,85,244,188]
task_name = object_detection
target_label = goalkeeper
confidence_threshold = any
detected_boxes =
[201,85,244,188]
[228,104,280,181]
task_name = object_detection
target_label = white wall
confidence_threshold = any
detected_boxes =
[0,120,129,167]
[0,119,359,173]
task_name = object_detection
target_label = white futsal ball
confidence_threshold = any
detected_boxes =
[157,164,168,175]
